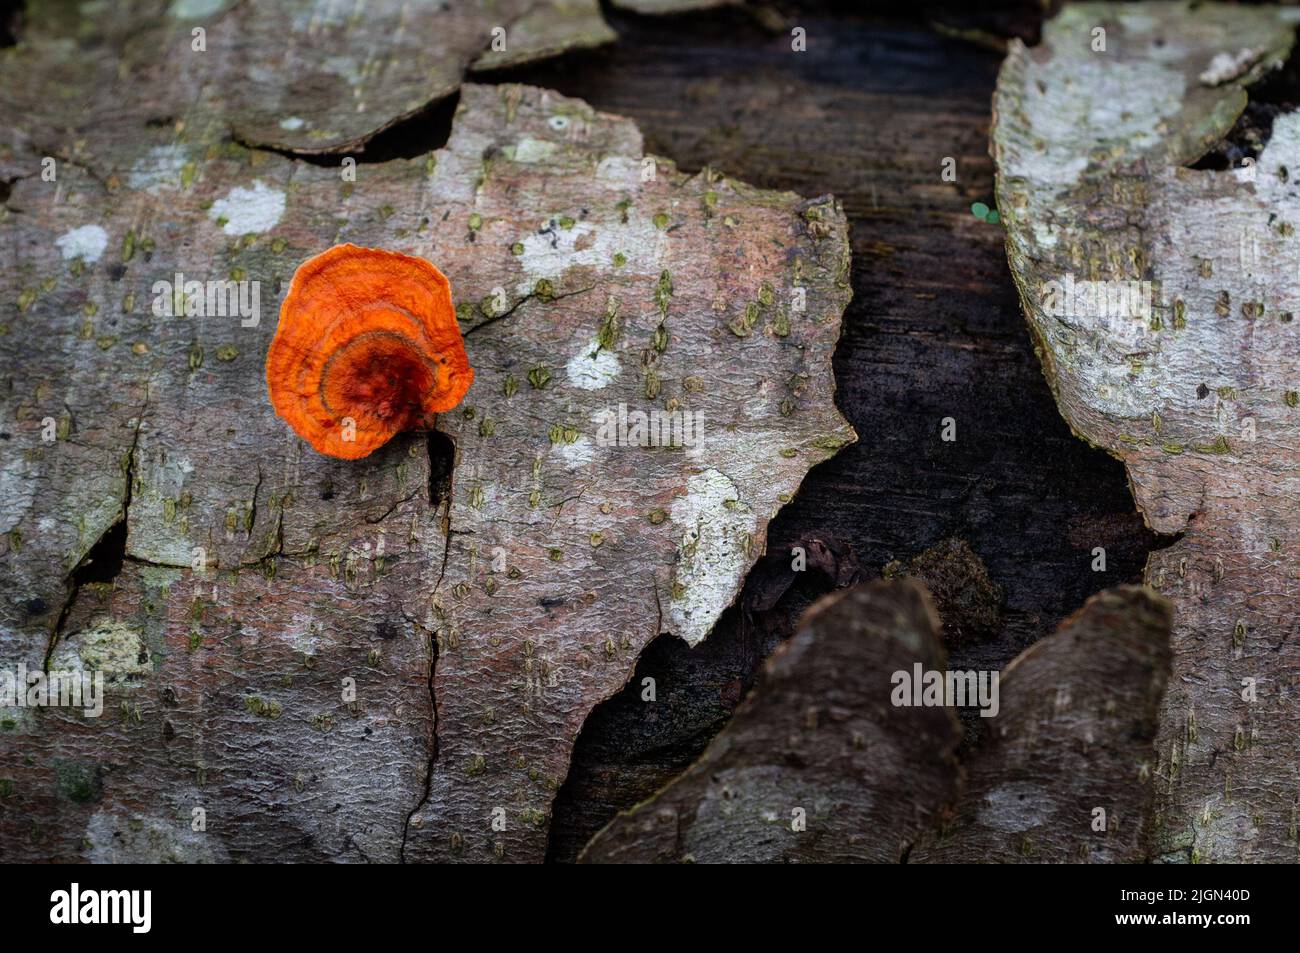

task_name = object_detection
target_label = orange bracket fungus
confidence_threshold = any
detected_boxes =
[266,244,474,459]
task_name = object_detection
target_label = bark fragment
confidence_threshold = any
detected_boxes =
[911,586,1173,863]
[993,1,1300,861]
[0,70,854,861]
[580,578,1170,863]
[401,85,856,863]
[1,1,615,156]
[579,578,963,863]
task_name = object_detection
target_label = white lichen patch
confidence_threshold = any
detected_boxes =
[1023,57,1183,187]
[55,225,109,263]
[285,613,324,656]
[321,54,365,86]
[209,180,286,235]
[279,116,307,130]
[1199,47,1267,86]
[127,144,191,194]
[555,433,596,469]
[565,339,620,390]
[1031,220,1060,250]
[595,155,641,185]
[1260,111,1300,172]
[52,619,152,685]
[516,217,660,282]
[667,468,757,646]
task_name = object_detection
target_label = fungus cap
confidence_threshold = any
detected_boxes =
[266,244,474,459]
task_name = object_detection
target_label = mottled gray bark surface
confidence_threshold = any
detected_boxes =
[994,1,1300,861]
[0,3,853,861]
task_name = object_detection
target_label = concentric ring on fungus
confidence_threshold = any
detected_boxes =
[266,244,474,460]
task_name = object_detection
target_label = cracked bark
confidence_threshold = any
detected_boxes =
[401,84,856,856]
[0,3,853,859]
[498,9,1163,857]
[994,0,1300,862]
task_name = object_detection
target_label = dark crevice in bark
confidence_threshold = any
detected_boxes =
[120,552,190,571]
[465,282,596,337]
[925,0,1045,53]
[346,90,461,163]
[400,615,439,862]
[247,465,263,538]
[231,91,461,166]
[45,408,143,669]
[427,428,458,598]
[426,430,455,511]
[399,429,458,860]
[68,519,128,587]
[1146,527,1186,555]
[363,489,422,526]
[0,0,23,49]
[46,517,129,666]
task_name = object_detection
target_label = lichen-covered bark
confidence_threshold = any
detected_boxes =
[993,1,1300,861]
[579,579,963,863]
[402,85,855,862]
[19,557,436,862]
[0,5,854,860]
